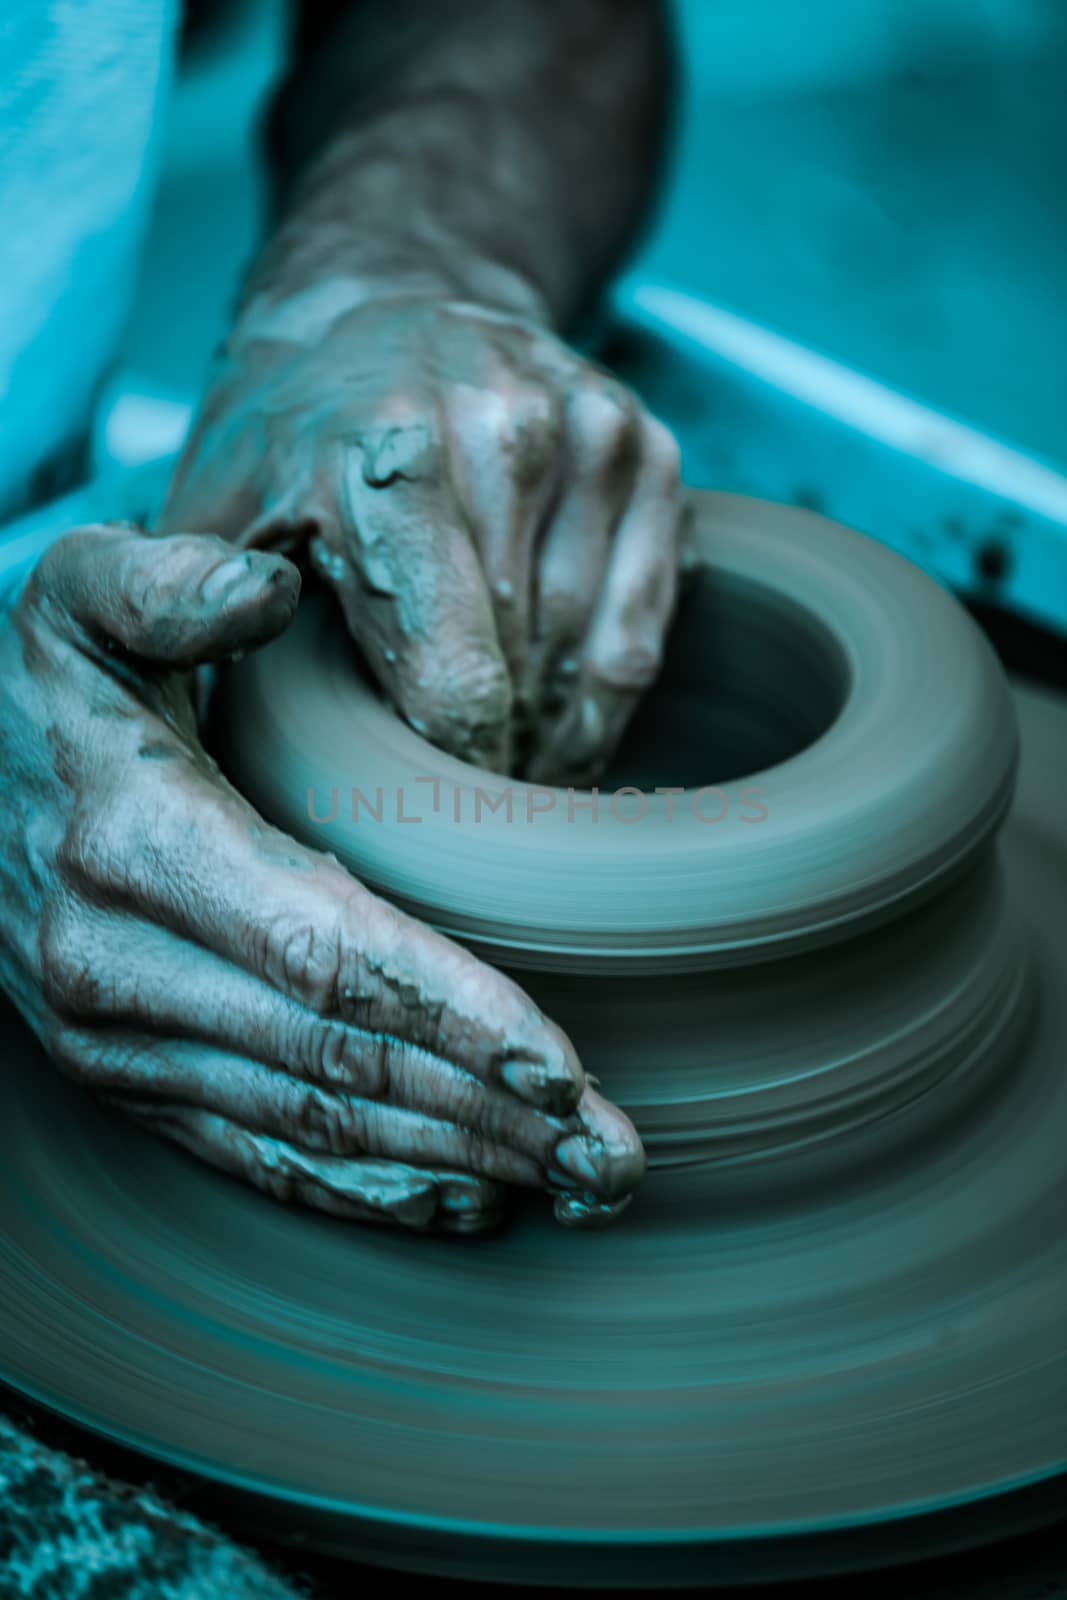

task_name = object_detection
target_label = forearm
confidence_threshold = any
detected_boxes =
[250,0,674,332]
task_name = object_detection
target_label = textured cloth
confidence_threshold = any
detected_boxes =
[0,11,302,1594]
[0,1,178,521]
[0,1416,305,1599]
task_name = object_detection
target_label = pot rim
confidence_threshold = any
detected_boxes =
[220,494,1018,968]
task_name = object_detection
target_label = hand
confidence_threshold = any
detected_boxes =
[0,524,645,1232]
[160,294,683,781]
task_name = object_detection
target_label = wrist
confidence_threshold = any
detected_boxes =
[242,93,558,347]
[230,260,550,356]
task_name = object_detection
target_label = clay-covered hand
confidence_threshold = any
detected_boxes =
[0,524,645,1232]
[159,294,683,782]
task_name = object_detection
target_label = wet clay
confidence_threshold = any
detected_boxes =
[0,494,1064,1585]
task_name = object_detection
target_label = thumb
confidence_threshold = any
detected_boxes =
[26,523,300,668]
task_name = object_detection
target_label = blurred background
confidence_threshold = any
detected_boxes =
[0,0,1030,650]
[652,0,1067,471]
[117,0,1067,465]
[95,0,1067,646]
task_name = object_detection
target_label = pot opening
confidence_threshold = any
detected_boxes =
[602,569,850,790]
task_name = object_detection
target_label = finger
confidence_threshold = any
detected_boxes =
[44,908,405,1099]
[107,1100,503,1235]
[26,523,300,667]
[565,1082,646,1195]
[375,1053,645,1201]
[60,780,587,1117]
[73,1034,541,1186]
[445,382,563,733]
[531,414,682,785]
[155,345,329,554]
[47,910,587,1151]
[60,1028,642,1201]
[157,386,270,545]
[527,380,641,737]
[313,425,513,771]
[47,912,645,1199]
[170,399,515,765]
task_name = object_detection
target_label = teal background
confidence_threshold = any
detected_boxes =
[92,0,1067,641]
[113,0,1067,473]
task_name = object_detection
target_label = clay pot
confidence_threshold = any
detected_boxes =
[216,492,1026,1190]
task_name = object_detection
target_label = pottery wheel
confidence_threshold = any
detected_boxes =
[1,495,1064,1586]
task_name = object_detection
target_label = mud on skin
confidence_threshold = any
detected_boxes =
[0,523,645,1234]
[0,0,679,1235]
[160,295,684,786]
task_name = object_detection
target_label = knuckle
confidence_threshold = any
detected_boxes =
[246,1134,299,1206]
[262,915,344,1011]
[454,1126,490,1175]
[57,804,135,897]
[42,1021,152,1092]
[96,1037,159,1091]
[570,385,639,471]
[591,637,663,693]
[361,1031,393,1099]
[125,566,172,629]
[31,526,104,591]
[452,388,509,450]
[294,1083,351,1155]
[24,545,66,612]
[640,415,682,486]
[307,1019,350,1089]
[308,1018,389,1098]
[20,529,100,630]
[38,905,103,1019]
[509,387,558,445]
[499,389,562,482]
[40,1019,93,1079]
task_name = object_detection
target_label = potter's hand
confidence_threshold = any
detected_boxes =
[160,295,683,782]
[0,524,644,1233]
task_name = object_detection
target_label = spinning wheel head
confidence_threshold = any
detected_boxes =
[0,494,1063,1586]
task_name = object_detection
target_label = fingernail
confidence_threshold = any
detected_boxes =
[202,552,294,609]
[573,695,605,759]
[437,1175,504,1234]
[438,1175,493,1212]
[551,1134,603,1189]
[501,1059,580,1116]
[200,555,253,604]
[444,1210,502,1235]
[554,1133,646,1200]
[387,1186,440,1229]
[553,1191,633,1228]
